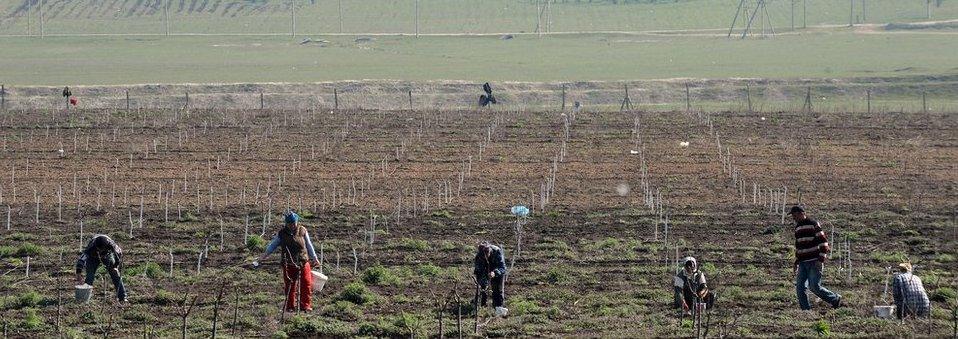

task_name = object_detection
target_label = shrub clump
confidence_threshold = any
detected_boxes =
[336,282,378,305]
[285,315,351,337]
[361,265,399,286]
[322,300,363,321]
[245,235,267,252]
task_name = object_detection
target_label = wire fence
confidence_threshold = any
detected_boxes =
[2,80,957,114]
[1,0,956,37]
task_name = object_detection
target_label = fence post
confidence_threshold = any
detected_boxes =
[745,83,752,113]
[260,92,264,110]
[685,83,691,112]
[561,84,566,111]
[185,91,190,109]
[334,89,339,110]
[866,90,871,114]
[1,85,5,110]
[922,91,927,113]
[408,90,413,110]
[126,90,130,110]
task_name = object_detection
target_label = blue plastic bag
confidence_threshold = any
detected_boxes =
[510,205,530,217]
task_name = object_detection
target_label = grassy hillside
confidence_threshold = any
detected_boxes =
[1,31,957,85]
[1,0,957,35]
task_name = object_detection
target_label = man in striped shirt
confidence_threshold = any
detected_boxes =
[791,206,842,310]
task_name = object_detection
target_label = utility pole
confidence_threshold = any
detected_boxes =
[338,0,344,33]
[38,0,44,38]
[791,0,795,31]
[415,0,420,38]
[536,0,542,38]
[290,0,296,37]
[26,0,31,35]
[926,0,931,19]
[803,0,807,29]
[861,0,866,22]
[849,0,854,27]
[165,0,171,36]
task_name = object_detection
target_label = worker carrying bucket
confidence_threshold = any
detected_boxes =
[75,234,127,303]
[474,241,508,317]
[253,211,321,312]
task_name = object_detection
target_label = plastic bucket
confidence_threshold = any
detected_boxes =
[874,305,895,319]
[311,270,328,292]
[75,284,93,303]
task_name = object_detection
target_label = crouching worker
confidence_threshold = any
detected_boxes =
[254,212,320,312]
[474,242,508,316]
[75,234,127,302]
[893,262,930,319]
[673,257,715,316]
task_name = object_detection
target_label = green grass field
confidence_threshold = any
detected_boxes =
[1,0,957,35]
[1,30,957,85]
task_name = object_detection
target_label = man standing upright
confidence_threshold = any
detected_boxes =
[790,206,842,310]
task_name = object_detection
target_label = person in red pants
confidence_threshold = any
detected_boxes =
[254,212,320,312]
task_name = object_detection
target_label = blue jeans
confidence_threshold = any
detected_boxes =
[85,254,127,301]
[795,260,840,310]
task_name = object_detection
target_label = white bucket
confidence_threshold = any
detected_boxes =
[495,307,509,317]
[874,305,896,319]
[75,284,93,303]
[311,270,328,292]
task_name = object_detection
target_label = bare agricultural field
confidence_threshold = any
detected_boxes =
[0,106,955,337]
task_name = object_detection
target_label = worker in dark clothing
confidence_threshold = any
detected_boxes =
[673,256,715,316]
[474,241,508,316]
[479,82,498,107]
[75,234,127,302]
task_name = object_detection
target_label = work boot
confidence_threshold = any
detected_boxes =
[831,296,843,309]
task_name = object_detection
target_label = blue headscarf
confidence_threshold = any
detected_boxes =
[285,212,299,225]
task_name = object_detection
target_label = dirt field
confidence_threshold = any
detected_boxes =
[0,106,955,337]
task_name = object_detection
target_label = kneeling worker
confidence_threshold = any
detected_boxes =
[674,256,715,316]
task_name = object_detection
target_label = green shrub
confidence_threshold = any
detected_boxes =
[0,246,15,257]
[180,212,200,222]
[392,238,429,251]
[126,262,164,279]
[362,265,399,286]
[21,308,43,330]
[813,319,830,337]
[511,299,540,316]
[245,235,266,252]
[285,316,351,337]
[391,313,425,338]
[150,289,178,306]
[322,300,363,321]
[930,287,956,303]
[545,266,571,285]
[16,243,43,257]
[429,209,453,219]
[336,282,378,305]
[416,264,442,277]
[298,210,315,219]
[17,291,43,308]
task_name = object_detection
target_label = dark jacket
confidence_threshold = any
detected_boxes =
[474,245,506,283]
[75,234,123,274]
